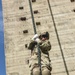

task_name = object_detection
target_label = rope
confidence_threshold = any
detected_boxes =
[28,0,42,75]
[47,0,69,75]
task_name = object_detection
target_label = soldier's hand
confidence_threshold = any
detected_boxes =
[32,34,39,41]
[35,38,42,44]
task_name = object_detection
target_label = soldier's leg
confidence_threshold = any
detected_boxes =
[33,67,40,75]
[42,67,51,75]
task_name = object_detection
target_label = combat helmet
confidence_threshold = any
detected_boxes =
[39,31,49,39]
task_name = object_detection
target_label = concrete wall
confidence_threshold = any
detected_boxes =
[2,0,75,75]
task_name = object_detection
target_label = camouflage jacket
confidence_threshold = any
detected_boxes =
[28,40,51,71]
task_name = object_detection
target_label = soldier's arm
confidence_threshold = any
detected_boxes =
[27,34,38,50]
[28,40,37,50]
[40,40,51,51]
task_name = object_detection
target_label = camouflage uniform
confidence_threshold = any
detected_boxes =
[28,39,52,75]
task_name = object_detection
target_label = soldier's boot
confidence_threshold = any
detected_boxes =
[33,67,40,75]
[42,67,51,75]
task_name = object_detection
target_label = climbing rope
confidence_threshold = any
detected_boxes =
[28,0,42,75]
[47,0,69,75]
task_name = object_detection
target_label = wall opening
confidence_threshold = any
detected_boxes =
[34,10,38,14]
[36,22,41,25]
[23,30,28,34]
[73,9,75,12]
[20,17,26,21]
[19,7,24,10]
[32,0,36,2]
[70,0,75,2]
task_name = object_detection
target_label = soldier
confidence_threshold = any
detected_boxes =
[28,32,52,75]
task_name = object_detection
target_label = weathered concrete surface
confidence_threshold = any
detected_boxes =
[2,0,75,75]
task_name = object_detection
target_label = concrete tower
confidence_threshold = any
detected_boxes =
[2,0,75,75]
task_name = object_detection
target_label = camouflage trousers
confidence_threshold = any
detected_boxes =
[29,54,52,75]
[31,66,51,75]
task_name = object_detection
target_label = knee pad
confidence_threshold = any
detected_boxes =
[42,67,51,75]
[33,67,40,75]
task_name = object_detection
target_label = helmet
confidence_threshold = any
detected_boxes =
[39,32,49,39]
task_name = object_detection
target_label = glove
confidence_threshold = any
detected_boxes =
[32,34,39,41]
[35,38,41,43]
[35,38,40,42]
